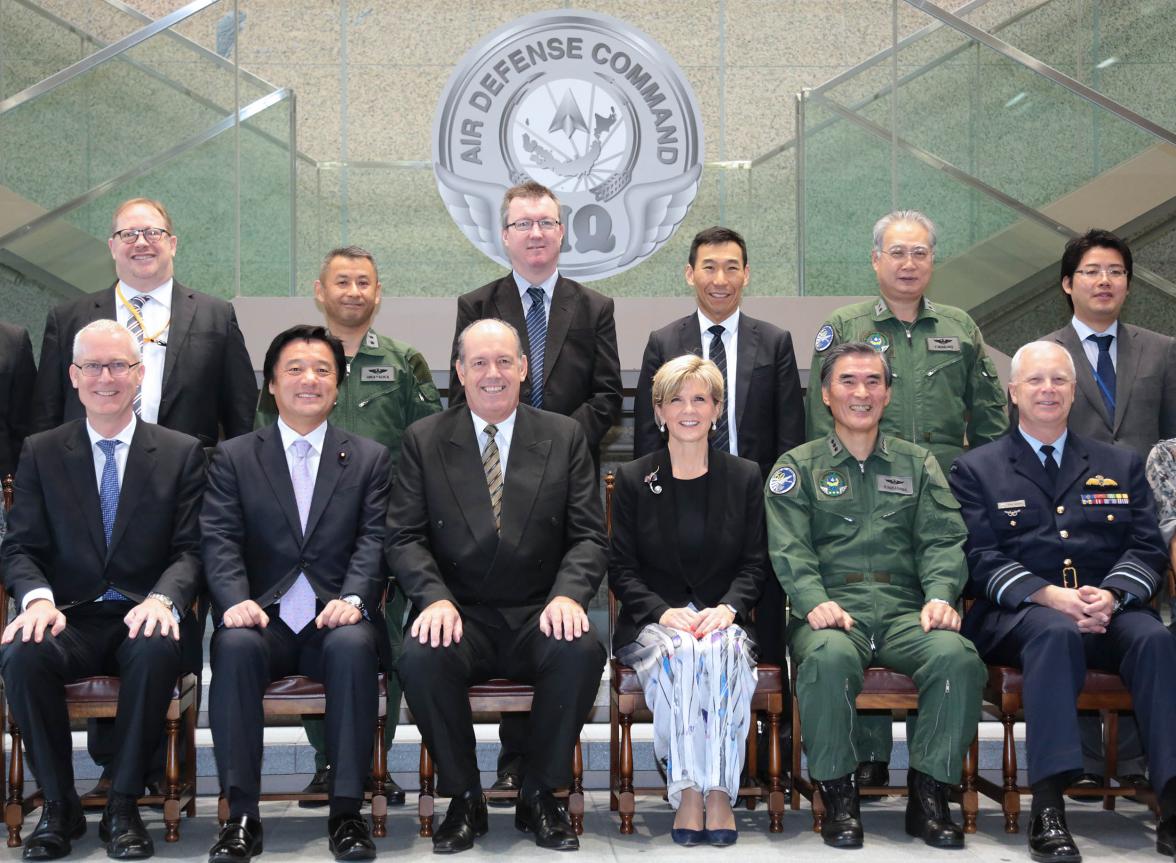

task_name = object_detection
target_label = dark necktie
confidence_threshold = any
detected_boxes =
[96,439,129,602]
[1087,334,1117,417]
[525,287,546,409]
[482,424,503,532]
[707,324,730,453]
[1040,443,1060,489]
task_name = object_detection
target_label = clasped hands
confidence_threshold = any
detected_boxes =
[805,599,961,633]
[658,604,736,639]
[410,595,589,648]
[1030,584,1115,634]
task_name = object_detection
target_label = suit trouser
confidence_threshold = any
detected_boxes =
[790,611,984,786]
[0,601,182,800]
[209,618,379,815]
[399,613,605,798]
[971,604,1176,789]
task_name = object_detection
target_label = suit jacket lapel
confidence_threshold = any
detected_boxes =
[1008,433,1056,501]
[1056,434,1090,499]
[159,281,195,405]
[107,424,155,560]
[441,407,499,550]
[63,423,106,560]
[1112,324,1138,434]
[257,426,304,541]
[95,288,117,319]
[1057,325,1111,428]
[674,315,704,357]
[542,277,576,384]
[304,426,345,541]
[495,408,550,559]
[734,318,758,428]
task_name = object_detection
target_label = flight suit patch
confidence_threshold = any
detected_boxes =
[818,470,850,497]
[876,475,913,495]
[769,466,797,495]
[926,336,960,352]
[814,324,835,352]
[361,366,397,382]
[865,332,889,352]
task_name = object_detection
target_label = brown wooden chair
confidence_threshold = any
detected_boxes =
[603,472,787,834]
[1,472,198,847]
[790,666,980,834]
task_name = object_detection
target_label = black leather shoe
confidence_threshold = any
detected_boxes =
[1066,773,1102,803]
[904,768,963,848]
[488,772,520,808]
[208,815,264,863]
[328,813,376,861]
[854,761,890,790]
[815,775,863,849]
[99,794,154,859]
[433,790,488,854]
[24,800,86,861]
[1028,807,1081,863]
[515,790,579,851]
[364,772,406,807]
[82,775,113,803]
[1156,814,1176,856]
[299,766,331,809]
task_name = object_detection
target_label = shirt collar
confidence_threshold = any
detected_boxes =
[469,407,517,442]
[349,328,383,358]
[697,307,741,335]
[825,431,892,465]
[87,414,137,449]
[873,295,936,321]
[1019,426,1068,461]
[1071,315,1119,341]
[513,270,559,298]
[118,278,173,311]
[277,417,328,454]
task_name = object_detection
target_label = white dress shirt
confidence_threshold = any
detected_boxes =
[1071,315,1119,372]
[513,270,558,319]
[116,279,173,424]
[698,308,741,455]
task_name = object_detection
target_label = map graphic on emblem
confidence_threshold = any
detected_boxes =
[433,10,704,281]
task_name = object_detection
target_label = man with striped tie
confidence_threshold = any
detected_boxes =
[389,319,606,853]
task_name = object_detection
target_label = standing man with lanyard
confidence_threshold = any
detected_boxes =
[256,246,442,807]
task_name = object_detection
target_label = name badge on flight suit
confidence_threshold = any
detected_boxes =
[876,475,913,495]
[927,337,961,352]
[361,366,396,382]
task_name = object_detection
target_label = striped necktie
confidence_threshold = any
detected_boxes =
[525,286,547,409]
[708,324,730,452]
[126,294,147,417]
[482,424,503,532]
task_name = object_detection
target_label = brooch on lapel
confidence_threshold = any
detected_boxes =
[1085,475,1119,488]
[644,467,663,495]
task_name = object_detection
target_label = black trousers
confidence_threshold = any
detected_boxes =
[209,618,379,815]
[0,601,182,800]
[399,613,605,798]
[972,604,1176,789]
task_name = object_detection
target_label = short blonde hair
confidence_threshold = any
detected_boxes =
[111,197,174,234]
[651,355,725,412]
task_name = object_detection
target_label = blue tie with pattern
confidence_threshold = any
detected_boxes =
[525,286,546,409]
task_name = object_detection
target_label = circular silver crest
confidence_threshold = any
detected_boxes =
[433,10,704,281]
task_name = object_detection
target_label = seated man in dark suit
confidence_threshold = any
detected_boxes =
[0,319,205,861]
[388,319,607,853]
[950,340,1176,863]
[201,325,391,863]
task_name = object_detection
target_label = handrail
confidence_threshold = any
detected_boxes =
[0,88,292,250]
[907,0,1176,147]
[0,0,222,116]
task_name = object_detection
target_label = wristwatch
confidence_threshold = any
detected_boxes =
[1108,588,1126,616]
[148,592,174,611]
[341,594,366,614]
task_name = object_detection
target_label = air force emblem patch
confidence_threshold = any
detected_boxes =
[814,324,835,353]
[769,466,797,495]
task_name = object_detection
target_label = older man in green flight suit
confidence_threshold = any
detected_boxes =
[767,341,983,850]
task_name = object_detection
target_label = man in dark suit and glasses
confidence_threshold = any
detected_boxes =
[389,319,607,853]
[201,325,390,863]
[447,180,621,798]
[0,319,205,861]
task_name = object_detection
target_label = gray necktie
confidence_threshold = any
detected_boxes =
[281,439,317,632]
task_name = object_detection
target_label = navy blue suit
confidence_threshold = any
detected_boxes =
[949,430,1175,788]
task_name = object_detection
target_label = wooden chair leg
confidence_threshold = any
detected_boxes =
[6,718,24,847]
[791,693,803,812]
[962,735,978,834]
[371,715,388,838]
[1001,711,1020,834]
[767,705,784,833]
[418,743,434,838]
[811,784,826,833]
[163,715,181,842]
[745,715,759,811]
[184,698,197,818]
[1103,710,1119,812]
[618,712,635,835]
[569,740,584,835]
[608,698,620,812]
[217,795,229,826]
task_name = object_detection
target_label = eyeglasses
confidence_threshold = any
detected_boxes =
[504,218,561,233]
[72,361,141,377]
[879,245,932,262]
[1075,266,1128,279]
[111,227,171,244]
[282,365,336,379]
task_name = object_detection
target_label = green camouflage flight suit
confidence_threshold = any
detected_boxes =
[765,433,983,784]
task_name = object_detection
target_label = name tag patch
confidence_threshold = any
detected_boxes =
[997,500,1026,510]
[876,475,913,495]
[361,366,396,382]
[927,337,961,352]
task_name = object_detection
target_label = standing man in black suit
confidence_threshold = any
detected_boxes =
[201,325,390,863]
[0,319,205,860]
[1043,229,1176,789]
[0,320,36,480]
[950,340,1176,862]
[29,197,257,446]
[389,319,607,853]
[447,180,620,798]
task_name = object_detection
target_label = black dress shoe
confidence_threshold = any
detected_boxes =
[24,800,86,861]
[854,760,890,790]
[99,794,154,859]
[1028,807,1081,863]
[82,776,113,802]
[208,815,264,863]
[488,772,520,808]
[904,768,964,848]
[363,772,406,807]
[1066,773,1102,803]
[1156,814,1176,856]
[433,790,487,854]
[815,775,863,849]
[515,790,579,851]
[328,813,376,861]
[299,766,331,809]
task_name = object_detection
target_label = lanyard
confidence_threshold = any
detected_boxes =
[116,285,171,344]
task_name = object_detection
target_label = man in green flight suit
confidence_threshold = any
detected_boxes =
[806,210,1006,786]
[768,341,983,849]
[256,246,442,806]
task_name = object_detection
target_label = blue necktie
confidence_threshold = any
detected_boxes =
[525,286,546,409]
[708,325,730,453]
[1088,334,1117,417]
[97,439,121,546]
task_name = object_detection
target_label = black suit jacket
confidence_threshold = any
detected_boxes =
[633,312,805,478]
[1046,322,1176,459]
[30,282,258,446]
[1,420,206,666]
[0,322,36,478]
[447,274,622,455]
[386,404,607,630]
[607,449,768,649]
[950,430,1166,645]
[201,424,392,657]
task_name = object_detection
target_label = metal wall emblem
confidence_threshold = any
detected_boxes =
[433,9,704,281]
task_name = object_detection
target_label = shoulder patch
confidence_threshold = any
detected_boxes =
[769,466,797,495]
[814,324,835,353]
